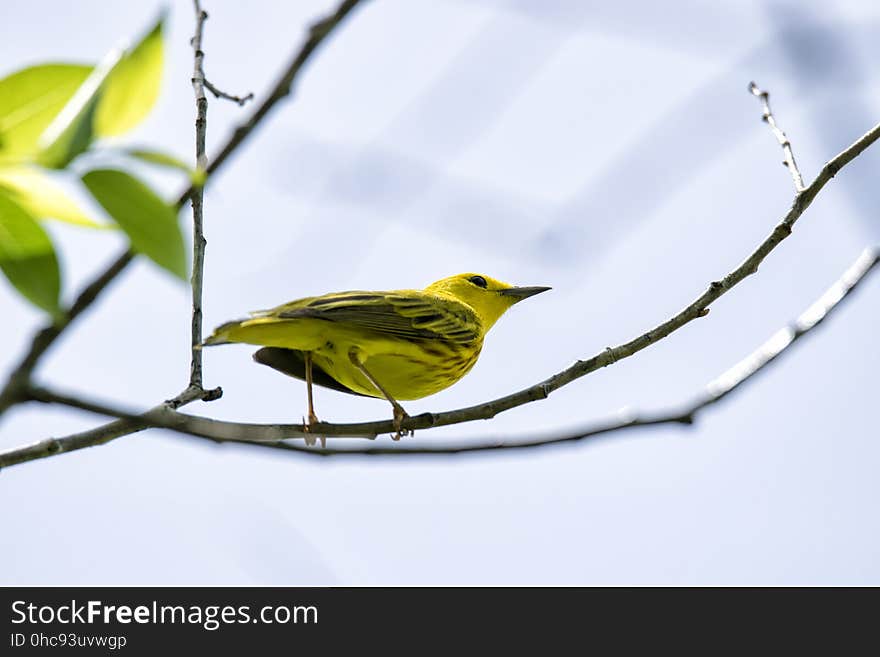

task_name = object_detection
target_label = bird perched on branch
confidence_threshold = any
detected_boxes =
[202,273,550,445]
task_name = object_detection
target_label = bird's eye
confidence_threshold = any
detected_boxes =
[468,275,488,288]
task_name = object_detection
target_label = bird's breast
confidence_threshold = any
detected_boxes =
[314,338,482,400]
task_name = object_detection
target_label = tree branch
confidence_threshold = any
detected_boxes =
[4,246,875,465]
[0,0,366,419]
[749,81,806,192]
[0,384,217,470]
[0,419,147,469]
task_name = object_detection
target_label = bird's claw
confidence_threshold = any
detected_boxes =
[392,408,411,441]
[303,413,326,448]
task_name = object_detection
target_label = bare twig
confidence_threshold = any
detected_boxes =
[5,246,875,465]
[188,0,211,394]
[0,419,147,469]
[191,2,253,109]
[700,249,878,406]
[204,79,253,106]
[0,384,216,470]
[749,81,806,192]
[0,0,366,420]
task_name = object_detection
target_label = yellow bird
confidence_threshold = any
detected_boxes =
[203,273,550,443]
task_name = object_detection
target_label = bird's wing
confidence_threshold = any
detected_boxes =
[257,291,480,344]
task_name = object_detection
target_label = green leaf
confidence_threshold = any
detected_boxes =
[82,168,186,279]
[35,51,120,169]
[0,166,106,228]
[124,148,205,186]
[0,192,61,315]
[95,17,165,138]
[1,16,166,166]
[0,64,92,164]
[34,92,101,169]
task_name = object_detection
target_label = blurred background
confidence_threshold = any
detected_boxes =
[1,0,878,584]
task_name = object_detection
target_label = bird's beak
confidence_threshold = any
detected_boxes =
[499,285,552,301]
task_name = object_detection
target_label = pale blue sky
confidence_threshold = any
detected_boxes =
[1,0,879,584]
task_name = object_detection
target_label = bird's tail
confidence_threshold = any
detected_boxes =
[199,319,247,347]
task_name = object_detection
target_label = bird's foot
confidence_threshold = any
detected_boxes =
[303,413,326,448]
[392,407,411,441]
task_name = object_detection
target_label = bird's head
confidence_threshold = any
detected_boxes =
[425,273,551,330]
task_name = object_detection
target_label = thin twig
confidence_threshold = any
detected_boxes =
[204,79,253,106]
[699,250,878,407]
[191,2,253,109]
[0,419,147,469]
[189,0,210,392]
[0,384,216,470]
[0,0,366,420]
[23,383,219,423]
[5,246,875,464]
[749,81,806,192]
